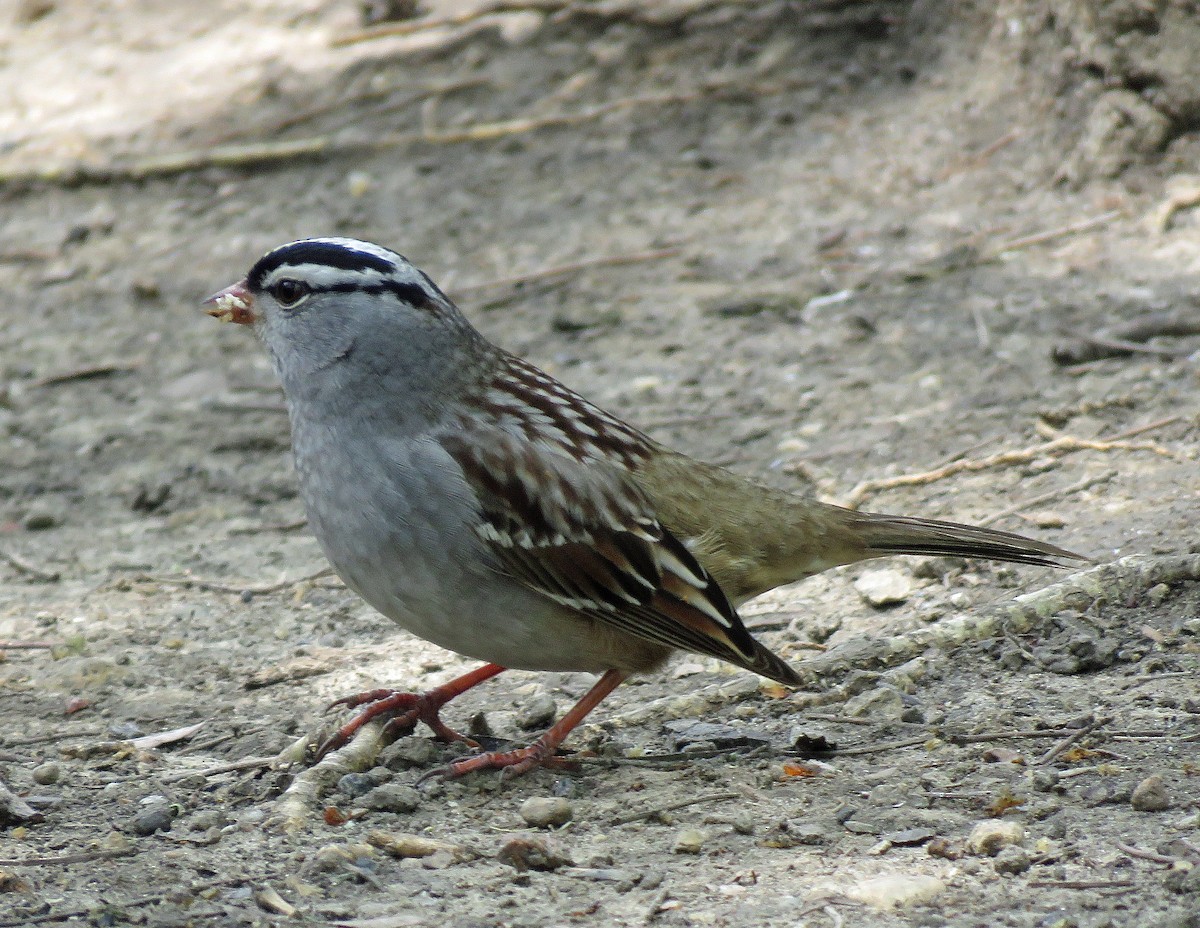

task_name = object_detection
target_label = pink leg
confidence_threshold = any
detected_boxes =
[317,663,507,758]
[432,669,627,780]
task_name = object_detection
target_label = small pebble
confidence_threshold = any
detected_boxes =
[379,736,438,770]
[993,845,1032,875]
[22,505,62,531]
[498,835,572,872]
[1130,774,1171,812]
[845,685,905,721]
[854,568,912,607]
[188,810,230,832]
[356,783,421,814]
[673,828,707,854]
[307,843,376,874]
[967,820,1024,856]
[31,762,60,785]
[338,772,377,798]
[516,694,558,730]
[108,721,144,740]
[847,874,945,910]
[519,796,572,828]
[368,831,467,860]
[129,805,174,836]
[884,828,936,847]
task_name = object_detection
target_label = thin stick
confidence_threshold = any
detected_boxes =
[454,246,681,295]
[992,211,1122,254]
[162,755,275,784]
[949,727,1096,744]
[1028,880,1134,890]
[0,640,56,650]
[831,735,930,757]
[1114,842,1183,866]
[227,518,307,535]
[0,847,137,867]
[3,79,806,188]
[977,472,1114,527]
[31,362,139,388]
[0,548,61,582]
[844,429,1176,508]
[1036,716,1106,766]
[0,876,243,928]
[135,567,334,596]
[612,790,739,826]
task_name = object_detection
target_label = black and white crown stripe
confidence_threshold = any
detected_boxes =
[247,238,449,310]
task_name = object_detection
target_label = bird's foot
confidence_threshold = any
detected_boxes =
[316,663,509,760]
[317,688,475,759]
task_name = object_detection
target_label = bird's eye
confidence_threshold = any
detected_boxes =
[271,278,311,308]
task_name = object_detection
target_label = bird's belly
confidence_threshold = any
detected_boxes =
[295,433,649,673]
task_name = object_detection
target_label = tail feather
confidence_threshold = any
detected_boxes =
[852,512,1087,568]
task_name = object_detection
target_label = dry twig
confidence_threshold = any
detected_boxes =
[991,210,1122,254]
[611,790,739,825]
[135,567,335,596]
[1036,715,1107,766]
[454,246,681,295]
[844,422,1178,509]
[0,548,62,583]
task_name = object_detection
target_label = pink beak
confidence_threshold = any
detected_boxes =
[202,280,256,325]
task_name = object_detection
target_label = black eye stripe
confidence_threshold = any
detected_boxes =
[319,280,439,310]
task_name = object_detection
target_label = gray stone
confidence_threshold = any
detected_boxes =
[379,736,438,770]
[673,828,706,854]
[1131,774,1171,812]
[130,805,174,836]
[516,694,558,730]
[854,568,912,607]
[967,819,1023,856]
[993,845,1032,875]
[519,797,572,828]
[31,762,60,785]
[357,783,421,814]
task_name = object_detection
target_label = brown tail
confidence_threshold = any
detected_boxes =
[850,512,1087,568]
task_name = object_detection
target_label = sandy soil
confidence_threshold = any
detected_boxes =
[1,1,1198,926]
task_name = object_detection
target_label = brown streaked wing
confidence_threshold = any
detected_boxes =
[439,412,798,685]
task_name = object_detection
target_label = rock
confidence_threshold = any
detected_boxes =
[519,797,572,828]
[31,763,60,785]
[884,828,936,847]
[846,874,945,909]
[129,804,174,836]
[498,835,572,872]
[368,831,469,861]
[516,694,557,730]
[673,829,707,854]
[337,772,377,798]
[187,810,230,832]
[306,843,376,874]
[663,719,770,752]
[356,783,421,814]
[854,568,912,607]
[844,685,905,721]
[379,736,438,770]
[22,503,63,531]
[1164,865,1200,896]
[993,845,1032,875]
[967,820,1024,856]
[0,781,43,825]
[1130,774,1171,812]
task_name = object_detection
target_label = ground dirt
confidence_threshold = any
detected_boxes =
[1,1,1198,926]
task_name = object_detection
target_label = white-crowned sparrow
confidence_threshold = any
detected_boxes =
[205,237,1085,778]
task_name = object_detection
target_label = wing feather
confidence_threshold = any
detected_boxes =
[440,397,799,687]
